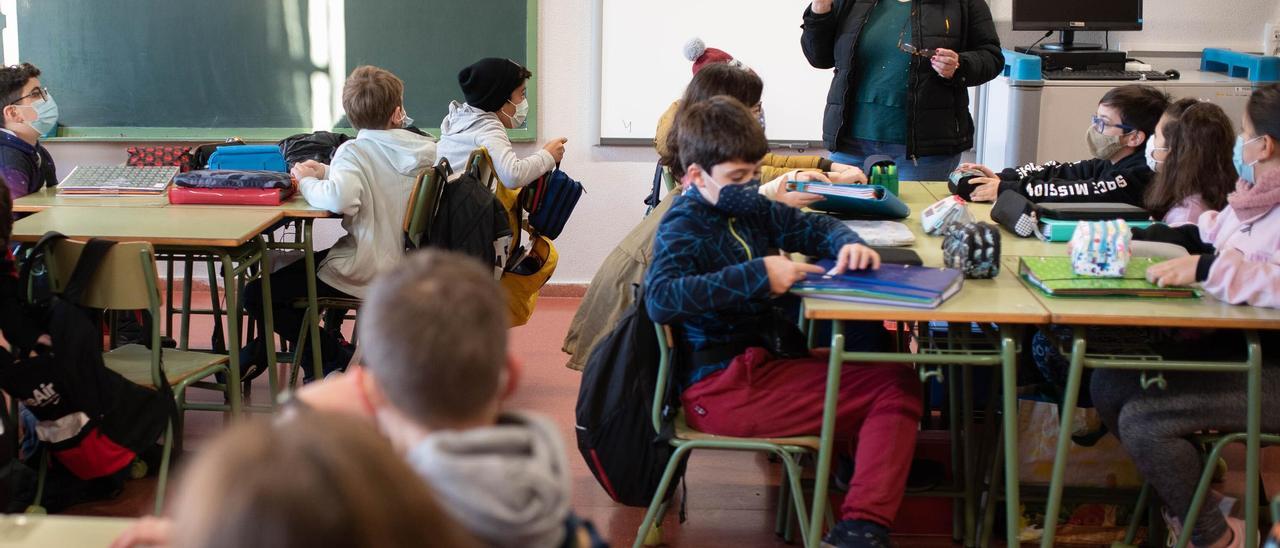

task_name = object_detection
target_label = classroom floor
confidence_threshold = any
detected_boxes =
[61,292,1271,547]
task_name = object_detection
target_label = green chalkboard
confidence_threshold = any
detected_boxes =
[13,0,536,141]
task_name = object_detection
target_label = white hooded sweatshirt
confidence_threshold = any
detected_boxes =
[437,101,556,189]
[298,128,436,297]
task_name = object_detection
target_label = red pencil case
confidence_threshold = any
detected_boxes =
[168,186,295,206]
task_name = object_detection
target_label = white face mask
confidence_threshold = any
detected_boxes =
[502,98,529,129]
[398,106,414,128]
[1144,138,1167,173]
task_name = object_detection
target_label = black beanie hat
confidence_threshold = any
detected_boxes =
[458,58,526,113]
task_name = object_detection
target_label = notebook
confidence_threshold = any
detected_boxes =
[1018,256,1197,298]
[791,259,964,309]
[1038,217,1154,242]
[58,165,177,195]
[790,182,910,219]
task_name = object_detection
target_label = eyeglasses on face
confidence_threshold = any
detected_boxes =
[1090,114,1134,133]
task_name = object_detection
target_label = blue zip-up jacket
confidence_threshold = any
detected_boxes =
[0,130,56,201]
[644,189,863,386]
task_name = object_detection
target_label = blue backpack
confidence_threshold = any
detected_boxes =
[523,166,583,240]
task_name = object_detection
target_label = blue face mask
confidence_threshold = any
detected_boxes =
[12,94,58,138]
[1234,134,1264,186]
[698,169,770,216]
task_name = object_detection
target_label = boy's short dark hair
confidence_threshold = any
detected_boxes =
[360,250,508,427]
[1099,84,1170,145]
[342,65,404,130]
[676,95,768,175]
[0,63,40,108]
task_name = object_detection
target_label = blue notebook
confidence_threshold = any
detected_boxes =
[790,182,910,219]
[790,259,964,309]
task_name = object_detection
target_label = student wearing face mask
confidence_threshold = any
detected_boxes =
[437,58,567,189]
[646,96,921,548]
[0,63,58,202]
[1142,98,1237,225]
[955,85,1170,206]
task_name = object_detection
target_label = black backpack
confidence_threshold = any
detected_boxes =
[277,131,353,168]
[427,163,513,273]
[574,285,683,507]
[3,233,173,480]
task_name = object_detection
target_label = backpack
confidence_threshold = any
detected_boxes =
[522,166,583,240]
[277,131,353,167]
[2,233,173,480]
[427,163,513,275]
[574,285,683,507]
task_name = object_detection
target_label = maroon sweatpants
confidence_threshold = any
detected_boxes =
[680,347,922,526]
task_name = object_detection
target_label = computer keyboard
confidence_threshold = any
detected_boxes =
[58,165,178,194]
[1042,70,1170,81]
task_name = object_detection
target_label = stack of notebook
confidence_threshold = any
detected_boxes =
[1018,256,1197,298]
[789,182,911,219]
[791,259,964,309]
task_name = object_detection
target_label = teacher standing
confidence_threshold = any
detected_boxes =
[802,0,1002,180]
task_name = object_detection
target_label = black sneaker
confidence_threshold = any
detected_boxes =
[822,519,892,548]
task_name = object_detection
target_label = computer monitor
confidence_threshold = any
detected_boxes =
[1012,0,1143,51]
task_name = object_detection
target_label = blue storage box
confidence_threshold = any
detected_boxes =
[207,145,288,172]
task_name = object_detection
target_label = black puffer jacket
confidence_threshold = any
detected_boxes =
[801,0,1003,158]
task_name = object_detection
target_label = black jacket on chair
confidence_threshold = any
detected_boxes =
[801,0,1003,159]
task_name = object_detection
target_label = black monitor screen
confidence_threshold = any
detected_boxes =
[1012,0,1142,31]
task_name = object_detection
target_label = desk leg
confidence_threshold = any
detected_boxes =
[1245,330,1261,548]
[218,251,242,415]
[1040,327,1087,547]
[808,321,845,548]
[257,237,279,406]
[303,220,324,382]
[999,325,1021,548]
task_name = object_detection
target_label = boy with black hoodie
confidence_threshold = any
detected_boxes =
[957,84,1170,206]
[0,63,57,202]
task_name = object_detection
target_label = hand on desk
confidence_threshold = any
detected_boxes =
[832,243,881,274]
[968,177,1001,202]
[109,516,173,548]
[957,162,997,179]
[764,256,825,294]
[1146,255,1199,287]
[291,160,328,181]
[827,167,867,185]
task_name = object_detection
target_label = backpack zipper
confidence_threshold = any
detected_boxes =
[727,218,753,260]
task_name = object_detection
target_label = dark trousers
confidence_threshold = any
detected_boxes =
[242,249,353,376]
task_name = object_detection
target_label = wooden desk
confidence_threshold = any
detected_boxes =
[13,187,330,219]
[11,207,281,248]
[1006,255,1280,548]
[0,515,134,547]
[12,207,283,414]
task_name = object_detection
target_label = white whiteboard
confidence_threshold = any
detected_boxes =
[599,0,835,144]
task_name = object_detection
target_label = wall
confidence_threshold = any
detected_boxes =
[43,0,1280,284]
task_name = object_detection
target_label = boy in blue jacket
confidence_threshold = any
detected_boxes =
[0,63,57,202]
[645,96,922,548]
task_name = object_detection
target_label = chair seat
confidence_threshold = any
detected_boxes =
[105,344,230,389]
[673,411,821,450]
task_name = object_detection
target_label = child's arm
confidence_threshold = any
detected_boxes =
[800,1,842,69]
[644,225,771,325]
[296,155,364,215]
[482,133,558,189]
[996,159,1144,204]
[1199,251,1280,308]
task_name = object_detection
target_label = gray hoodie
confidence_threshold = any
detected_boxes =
[298,128,436,297]
[406,411,571,548]
[438,101,556,190]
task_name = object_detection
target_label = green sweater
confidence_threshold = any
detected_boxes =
[848,0,912,144]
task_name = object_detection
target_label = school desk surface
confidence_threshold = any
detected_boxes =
[0,515,135,547]
[11,206,283,248]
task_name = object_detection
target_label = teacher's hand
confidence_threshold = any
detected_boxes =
[810,0,834,14]
[931,48,960,79]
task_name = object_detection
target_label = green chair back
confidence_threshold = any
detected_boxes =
[404,165,447,249]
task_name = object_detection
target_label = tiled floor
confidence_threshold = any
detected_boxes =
[59,293,1273,547]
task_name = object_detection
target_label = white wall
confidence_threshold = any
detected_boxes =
[42,0,1280,284]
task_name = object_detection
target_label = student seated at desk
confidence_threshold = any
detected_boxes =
[1092,84,1280,548]
[0,63,57,202]
[1143,98,1237,225]
[241,65,437,380]
[111,412,481,548]
[957,84,1170,206]
[437,58,567,189]
[646,96,921,548]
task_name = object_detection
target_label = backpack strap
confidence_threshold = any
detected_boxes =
[62,238,118,306]
[644,162,663,213]
[17,231,68,304]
